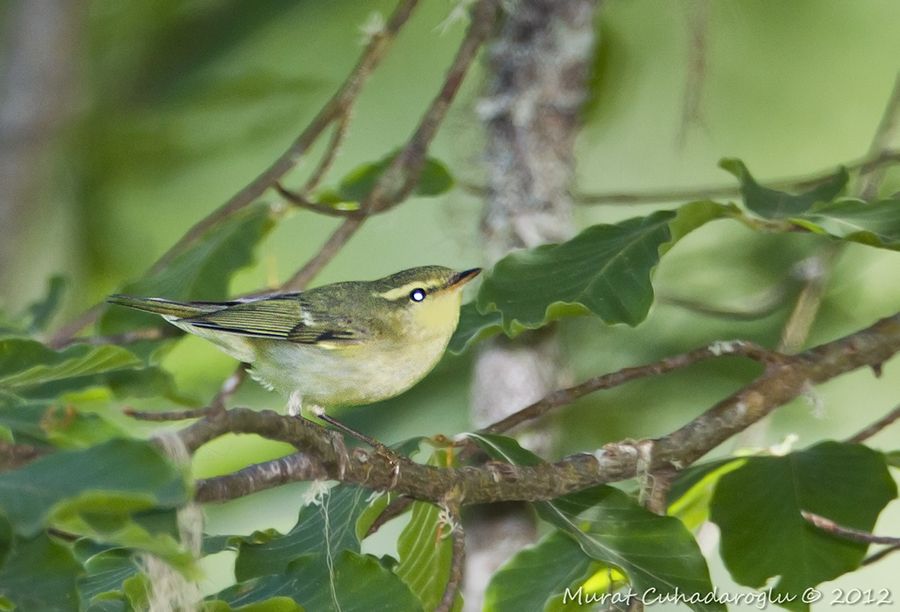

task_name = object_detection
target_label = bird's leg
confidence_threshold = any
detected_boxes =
[310,406,403,487]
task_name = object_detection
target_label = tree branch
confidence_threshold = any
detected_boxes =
[481,340,777,434]
[280,0,499,291]
[48,0,422,346]
[568,149,900,206]
[188,310,900,505]
[846,404,900,444]
[801,510,900,546]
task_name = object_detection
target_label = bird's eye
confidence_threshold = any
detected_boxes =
[409,288,427,302]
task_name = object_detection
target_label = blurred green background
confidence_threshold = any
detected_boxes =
[2,0,899,605]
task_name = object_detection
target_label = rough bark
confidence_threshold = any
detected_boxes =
[466,1,601,608]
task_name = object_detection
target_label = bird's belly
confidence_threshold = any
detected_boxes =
[249,339,446,407]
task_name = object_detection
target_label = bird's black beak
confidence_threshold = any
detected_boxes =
[449,268,482,288]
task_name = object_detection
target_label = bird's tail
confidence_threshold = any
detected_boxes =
[107,295,219,319]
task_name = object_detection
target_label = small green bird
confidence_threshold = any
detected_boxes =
[108,266,480,420]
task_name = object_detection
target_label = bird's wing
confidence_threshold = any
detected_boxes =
[180,295,369,345]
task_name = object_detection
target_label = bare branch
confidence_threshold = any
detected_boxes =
[570,149,900,206]
[182,310,900,505]
[436,502,465,612]
[125,407,215,422]
[281,0,500,291]
[801,510,900,546]
[863,543,900,566]
[481,340,777,434]
[48,0,422,346]
[846,404,900,444]
[196,452,329,502]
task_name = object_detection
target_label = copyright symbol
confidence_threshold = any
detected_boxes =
[802,588,822,604]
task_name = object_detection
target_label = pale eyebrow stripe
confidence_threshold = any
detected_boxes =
[375,280,442,301]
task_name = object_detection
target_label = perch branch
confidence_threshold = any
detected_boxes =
[189,310,900,504]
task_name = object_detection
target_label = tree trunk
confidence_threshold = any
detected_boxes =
[465,1,601,608]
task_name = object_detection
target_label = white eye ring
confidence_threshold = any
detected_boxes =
[409,288,426,302]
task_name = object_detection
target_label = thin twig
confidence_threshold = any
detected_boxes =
[801,511,900,546]
[676,0,709,146]
[281,0,499,291]
[436,503,465,612]
[862,543,900,566]
[274,182,362,218]
[481,340,777,434]
[845,404,900,444]
[48,0,422,346]
[568,149,900,206]
[365,497,414,537]
[303,110,354,194]
[859,72,900,199]
[52,326,174,349]
[125,407,216,422]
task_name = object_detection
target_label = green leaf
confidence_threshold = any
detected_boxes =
[468,433,722,612]
[710,442,897,611]
[214,550,422,612]
[0,338,140,392]
[396,499,459,611]
[720,158,848,218]
[75,545,139,610]
[667,458,746,530]
[0,533,83,612]
[448,303,502,354]
[25,275,67,333]
[234,484,370,580]
[475,201,733,335]
[0,438,188,538]
[0,394,124,448]
[885,449,900,469]
[790,198,900,249]
[100,202,277,335]
[485,530,597,612]
[204,597,304,611]
[315,152,454,207]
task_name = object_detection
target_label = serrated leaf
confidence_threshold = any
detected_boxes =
[468,433,722,612]
[234,484,370,580]
[485,530,596,612]
[0,533,83,612]
[475,201,733,335]
[214,550,421,612]
[720,158,848,219]
[0,438,188,538]
[790,198,900,249]
[100,202,276,335]
[710,442,897,611]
